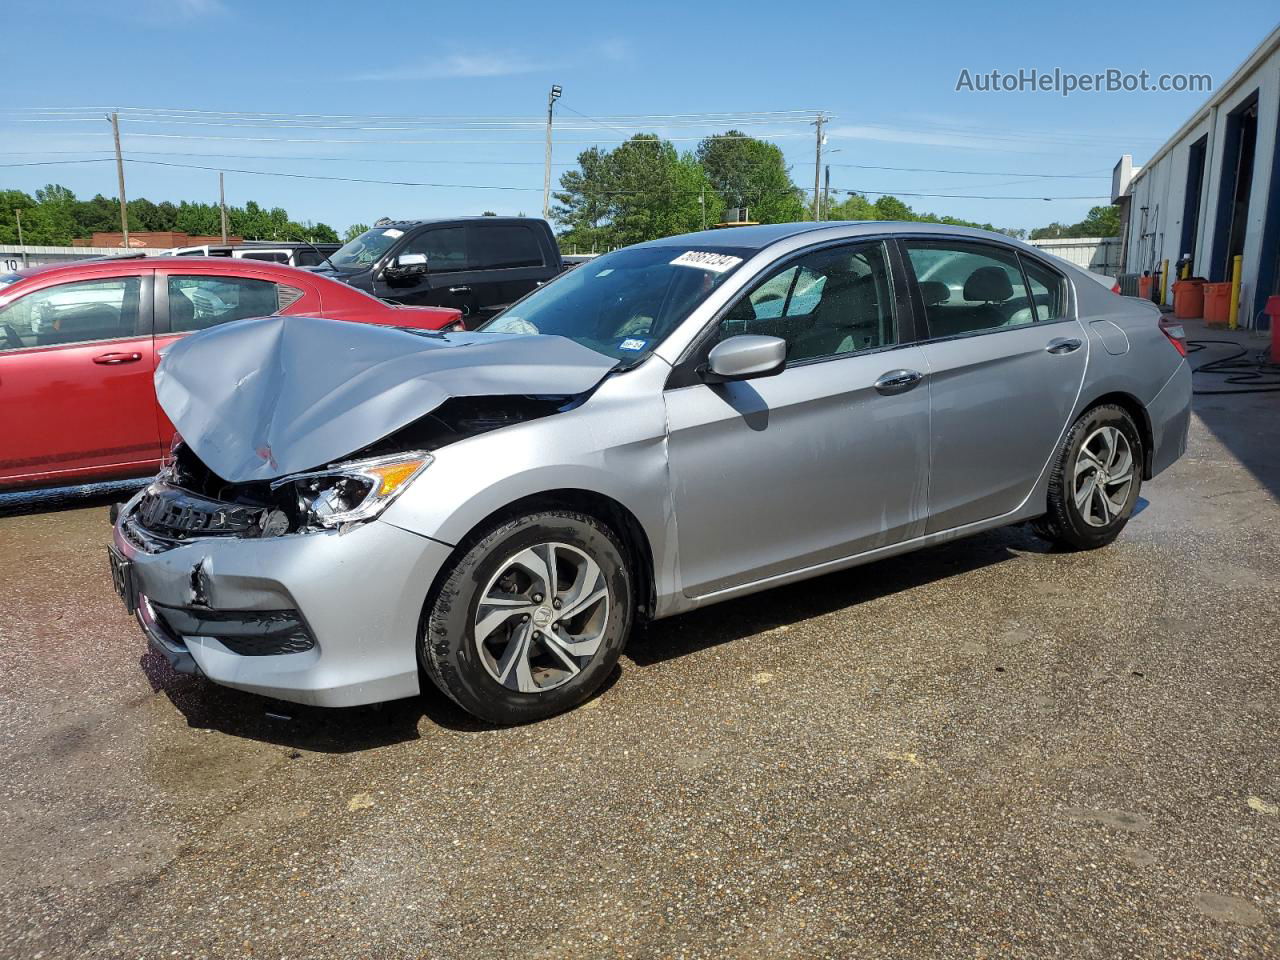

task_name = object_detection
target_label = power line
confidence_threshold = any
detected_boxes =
[827,162,1110,179]
[0,157,115,168]
[831,186,1110,201]
[123,157,544,191]
[116,131,813,145]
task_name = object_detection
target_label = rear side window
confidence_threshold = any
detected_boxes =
[0,276,143,350]
[168,275,284,332]
[404,227,470,272]
[903,240,1036,338]
[1020,255,1066,321]
[470,224,544,269]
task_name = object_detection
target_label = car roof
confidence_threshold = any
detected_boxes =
[371,216,535,229]
[7,255,323,282]
[636,220,1040,255]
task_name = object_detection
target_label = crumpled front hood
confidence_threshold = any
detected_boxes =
[155,314,618,483]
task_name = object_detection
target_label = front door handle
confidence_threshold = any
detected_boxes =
[1045,337,1083,355]
[874,369,924,395]
[448,286,472,295]
[92,352,142,365]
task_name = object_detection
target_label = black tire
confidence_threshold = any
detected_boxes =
[1034,403,1143,550]
[419,510,633,724]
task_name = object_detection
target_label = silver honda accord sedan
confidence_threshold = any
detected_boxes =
[109,222,1191,723]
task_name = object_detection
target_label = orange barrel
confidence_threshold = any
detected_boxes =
[1138,274,1154,300]
[1172,278,1206,319]
[1203,282,1232,327]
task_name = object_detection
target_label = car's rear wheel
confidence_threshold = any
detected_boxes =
[1034,403,1143,550]
[419,510,632,724]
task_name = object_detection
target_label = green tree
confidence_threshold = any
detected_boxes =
[344,223,371,242]
[0,189,36,244]
[1030,205,1121,240]
[553,134,721,249]
[695,131,805,224]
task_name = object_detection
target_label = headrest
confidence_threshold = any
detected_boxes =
[963,266,1013,302]
[919,280,950,306]
[170,291,196,326]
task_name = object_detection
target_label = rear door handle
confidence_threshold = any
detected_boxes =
[1045,337,1083,355]
[448,286,472,294]
[92,352,142,365]
[874,369,924,395]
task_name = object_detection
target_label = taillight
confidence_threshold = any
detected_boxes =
[1111,281,1121,295]
[1160,321,1188,357]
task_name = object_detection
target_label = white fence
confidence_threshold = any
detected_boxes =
[1026,236,1123,277]
[0,244,152,272]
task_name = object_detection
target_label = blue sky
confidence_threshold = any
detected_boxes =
[3,0,1277,236]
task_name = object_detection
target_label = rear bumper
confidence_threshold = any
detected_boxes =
[1146,361,1192,478]
[112,491,454,706]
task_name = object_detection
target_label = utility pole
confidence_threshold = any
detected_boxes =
[15,208,27,267]
[823,164,831,219]
[812,113,825,221]
[109,112,129,248]
[542,84,562,220]
[219,171,228,243]
[699,186,706,230]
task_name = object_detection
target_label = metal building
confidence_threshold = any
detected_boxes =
[1116,24,1280,327]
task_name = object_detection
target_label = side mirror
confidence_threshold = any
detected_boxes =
[702,335,787,383]
[384,252,428,281]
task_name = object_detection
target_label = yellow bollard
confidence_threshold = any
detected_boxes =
[1228,254,1242,329]
[1159,259,1169,306]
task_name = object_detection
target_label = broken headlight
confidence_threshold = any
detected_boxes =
[271,452,432,529]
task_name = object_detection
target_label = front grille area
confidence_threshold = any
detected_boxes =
[150,602,316,657]
[135,483,267,539]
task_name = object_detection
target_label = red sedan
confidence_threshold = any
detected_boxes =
[0,256,463,490]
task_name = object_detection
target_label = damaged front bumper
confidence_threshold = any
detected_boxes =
[112,487,454,707]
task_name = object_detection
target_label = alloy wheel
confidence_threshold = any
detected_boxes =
[1073,425,1135,528]
[473,541,610,693]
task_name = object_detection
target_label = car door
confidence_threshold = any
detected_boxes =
[374,225,478,318]
[899,238,1087,533]
[0,269,160,486]
[663,239,931,598]
[465,221,551,320]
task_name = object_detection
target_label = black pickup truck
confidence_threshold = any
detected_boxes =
[312,217,566,326]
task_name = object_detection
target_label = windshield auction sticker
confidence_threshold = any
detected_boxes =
[670,251,743,273]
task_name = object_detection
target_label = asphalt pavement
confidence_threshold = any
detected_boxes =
[1,336,1276,958]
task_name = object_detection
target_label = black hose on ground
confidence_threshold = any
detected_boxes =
[1186,339,1280,395]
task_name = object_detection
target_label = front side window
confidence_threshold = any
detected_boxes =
[404,227,470,273]
[714,241,896,362]
[470,224,544,269]
[167,275,283,332]
[0,276,142,350]
[904,241,1038,337]
[329,228,402,270]
[481,244,749,364]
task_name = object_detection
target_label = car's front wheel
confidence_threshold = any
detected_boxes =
[420,510,633,724]
[1035,403,1144,550]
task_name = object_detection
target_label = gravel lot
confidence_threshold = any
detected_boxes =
[1,335,1276,959]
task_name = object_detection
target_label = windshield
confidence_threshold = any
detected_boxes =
[480,245,749,363]
[329,227,404,270]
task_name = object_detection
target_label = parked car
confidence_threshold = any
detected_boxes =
[109,222,1191,724]
[312,216,566,325]
[165,241,343,269]
[0,256,462,490]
